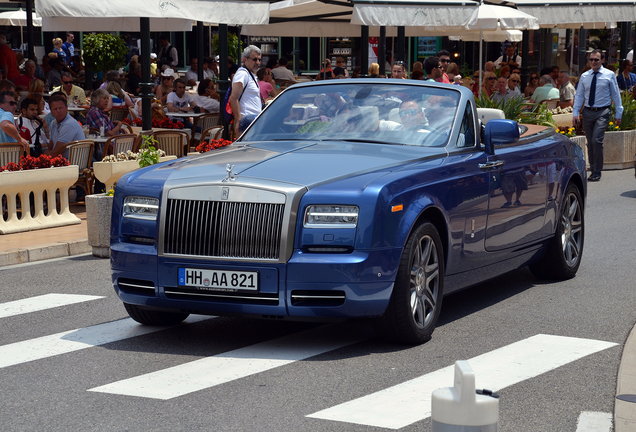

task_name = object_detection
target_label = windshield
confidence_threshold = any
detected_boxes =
[241,82,461,147]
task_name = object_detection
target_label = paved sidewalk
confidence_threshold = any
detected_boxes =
[0,204,91,267]
[1,203,635,430]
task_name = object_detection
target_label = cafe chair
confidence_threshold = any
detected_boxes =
[191,127,224,152]
[0,142,28,166]
[150,130,189,158]
[191,113,220,147]
[102,134,141,159]
[540,98,560,111]
[61,140,95,200]
[108,108,130,123]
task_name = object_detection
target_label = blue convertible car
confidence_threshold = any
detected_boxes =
[110,81,586,344]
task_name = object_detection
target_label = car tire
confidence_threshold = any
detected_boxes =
[373,220,444,345]
[124,303,190,326]
[530,183,584,280]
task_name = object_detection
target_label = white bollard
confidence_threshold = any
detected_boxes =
[431,360,499,431]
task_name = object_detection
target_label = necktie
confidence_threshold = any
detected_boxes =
[589,71,599,107]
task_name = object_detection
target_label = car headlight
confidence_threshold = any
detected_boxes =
[123,196,159,220]
[304,205,359,228]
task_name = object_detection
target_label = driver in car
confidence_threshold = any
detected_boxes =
[398,99,429,133]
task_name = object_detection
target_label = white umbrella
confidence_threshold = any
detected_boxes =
[0,9,42,53]
[463,2,539,93]
[449,27,523,43]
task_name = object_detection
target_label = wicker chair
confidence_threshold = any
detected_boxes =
[191,113,221,146]
[108,108,129,122]
[61,140,95,199]
[150,130,189,158]
[102,134,141,159]
[541,98,560,110]
[0,142,28,166]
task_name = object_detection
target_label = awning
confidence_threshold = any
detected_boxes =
[36,0,270,25]
[512,0,636,28]
[351,0,479,29]
[42,17,193,32]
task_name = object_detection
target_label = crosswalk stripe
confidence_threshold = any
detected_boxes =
[0,294,104,319]
[88,323,374,400]
[0,315,211,369]
[576,412,613,432]
[307,334,618,430]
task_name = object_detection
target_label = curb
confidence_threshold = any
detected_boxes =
[616,324,636,431]
[0,238,91,267]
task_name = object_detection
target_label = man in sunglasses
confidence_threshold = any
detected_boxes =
[398,100,427,132]
[52,71,86,105]
[573,49,623,182]
[423,57,443,82]
[436,50,452,84]
[229,45,263,137]
[0,91,30,152]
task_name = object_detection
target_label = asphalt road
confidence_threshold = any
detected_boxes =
[1,168,635,432]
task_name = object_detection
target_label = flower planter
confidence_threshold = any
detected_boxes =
[0,165,80,235]
[568,131,636,170]
[93,156,177,191]
[603,130,636,170]
[85,193,113,257]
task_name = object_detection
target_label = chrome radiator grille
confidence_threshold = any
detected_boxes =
[163,199,285,259]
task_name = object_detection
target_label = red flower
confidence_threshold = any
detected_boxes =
[196,139,233,153]
[0,155,69,172]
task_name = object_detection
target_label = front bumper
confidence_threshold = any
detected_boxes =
[111,245,402,319]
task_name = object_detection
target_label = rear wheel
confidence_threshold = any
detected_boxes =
[124,303,190,326]
[530,183,584,280]
[373,221,444,345]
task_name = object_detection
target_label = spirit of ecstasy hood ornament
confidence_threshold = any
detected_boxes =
[223,164,237,182]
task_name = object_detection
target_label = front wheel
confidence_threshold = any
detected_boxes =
[530,183,584,280]
[124,303,190,326]
[373,221,444,345]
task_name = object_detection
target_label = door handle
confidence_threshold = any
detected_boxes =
[479,160,504,171]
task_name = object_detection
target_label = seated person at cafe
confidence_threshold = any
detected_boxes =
[16,98,50,156]
[86,89,123,137]
[106,81,134,108]
[14,60,37,91]
[28,79,50,114]
[185,57,203,87]
[52,72,86,105]
[155,68,176,105]
[192,78,220,113]
[167,78,198,128]
[271,57,295,81]
[530,75,560,105]
[45,57,64,88]
[127,64,143,96]
[46,94,85,158]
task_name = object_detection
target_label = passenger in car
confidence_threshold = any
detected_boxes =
[397,99,429,133]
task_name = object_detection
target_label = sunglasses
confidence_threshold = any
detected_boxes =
[440,59,451,63]
[473,75,480,78]
[487,77,496,80]
[436,65,443,69]
[399,109,420,117]
[393,61,404,66]
[5,101,16,106]
[62,80,73,84]
[163,77,172,80]
[531,76,538,79]
[589,58,601,62]
[248,57,262,62]
[511,79,520,83]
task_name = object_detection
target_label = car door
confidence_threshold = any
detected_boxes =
[484,140,548,251]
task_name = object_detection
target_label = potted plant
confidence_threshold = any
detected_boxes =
[82,33,129,79]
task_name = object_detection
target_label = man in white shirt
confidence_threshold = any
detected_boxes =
[16,98,49,156]
[494,45,522,69]
[167,78,198,128]
[271,57,295,81]
[185,58,203,87]
[229,45,262,136]
[573,49,623,182]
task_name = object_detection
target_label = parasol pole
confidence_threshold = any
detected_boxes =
[479,29,483,95]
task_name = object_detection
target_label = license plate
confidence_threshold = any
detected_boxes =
[178,268,259,291]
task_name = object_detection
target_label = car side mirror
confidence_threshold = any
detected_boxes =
[483,119,520,155]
